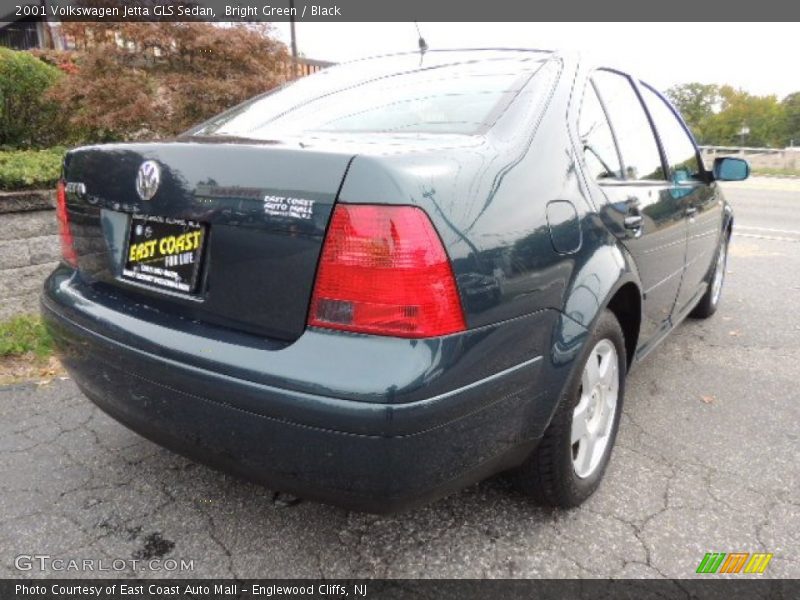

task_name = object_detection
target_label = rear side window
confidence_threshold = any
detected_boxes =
[578,82,623,181]
[639,84,705,183]
[193,55,550,138]
[592,70,664,181]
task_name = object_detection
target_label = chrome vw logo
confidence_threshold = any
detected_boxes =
[135,160,161,201]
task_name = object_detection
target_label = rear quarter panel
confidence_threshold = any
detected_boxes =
[338,57,643,427]
[339,57,638,341]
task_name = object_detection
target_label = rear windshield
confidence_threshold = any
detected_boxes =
[192,53,551,138]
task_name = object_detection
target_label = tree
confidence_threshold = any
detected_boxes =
[703,86,785,148]
[49,22,290,142]
[665,83,719,144]
[782,92,800,147]
[667,82,790,147]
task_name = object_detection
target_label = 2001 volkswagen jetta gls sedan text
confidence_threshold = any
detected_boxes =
[42,49,749,512]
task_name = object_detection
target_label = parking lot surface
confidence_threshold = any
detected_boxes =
[1,178,798,579]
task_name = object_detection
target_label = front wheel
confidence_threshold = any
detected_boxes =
[513,309,626,507]
[690,230,730,319]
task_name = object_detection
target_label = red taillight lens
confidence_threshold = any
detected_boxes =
[56,180,78,267]
[309,204,466,338]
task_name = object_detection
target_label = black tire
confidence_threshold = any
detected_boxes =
[689,229,730,319]
[513,309,626,508]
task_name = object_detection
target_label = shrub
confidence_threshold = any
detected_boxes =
[0,48,66,148]
[52,22,290,142]
[0,147,65,190]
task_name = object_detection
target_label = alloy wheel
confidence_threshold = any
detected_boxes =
[711,238,728,306]
[571,339,620,479]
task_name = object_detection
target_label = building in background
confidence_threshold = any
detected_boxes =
[0,8,65,50]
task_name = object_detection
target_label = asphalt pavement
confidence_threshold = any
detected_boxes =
[1,178,798,579]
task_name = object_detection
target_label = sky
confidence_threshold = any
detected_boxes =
[270,22,799,99]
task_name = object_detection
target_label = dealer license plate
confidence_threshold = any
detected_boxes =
[121,215,207,294]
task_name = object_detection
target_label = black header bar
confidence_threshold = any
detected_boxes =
[2,0,798,22]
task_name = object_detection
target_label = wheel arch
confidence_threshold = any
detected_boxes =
[722,196,734,238]
[604,282,641,370]
[558,241,643,372]
[724,214,734,239]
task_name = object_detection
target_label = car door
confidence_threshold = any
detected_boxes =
[638,82,721,317]
[579,70,687,352]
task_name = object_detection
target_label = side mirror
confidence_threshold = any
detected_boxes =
[713,157,750,182]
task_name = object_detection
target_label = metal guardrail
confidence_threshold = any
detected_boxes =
[699,146,796,154]
[700,146,799,171]
[292,57,334,77]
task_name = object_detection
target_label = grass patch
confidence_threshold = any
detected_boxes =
[0,314,65,385]
[0,147,65,191]
[0,314,53,359]
[751,167,800,178]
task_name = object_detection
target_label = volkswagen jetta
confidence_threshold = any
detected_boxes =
[42,49,749,511]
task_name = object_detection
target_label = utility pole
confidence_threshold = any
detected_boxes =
[739,125,750,148]
[289,0,298,78]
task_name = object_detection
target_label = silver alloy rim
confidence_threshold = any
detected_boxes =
[571,339,619,479]
[711,239,727,306]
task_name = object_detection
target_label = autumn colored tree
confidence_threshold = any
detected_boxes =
[50,22,290,142]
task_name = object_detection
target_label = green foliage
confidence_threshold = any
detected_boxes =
[667,82,798,148]
[0,315,54,359]
[703,86,785,148]
[666,83,720,144]
[782,92,800,147]
[0,147,65,190]
[0,48,66,148]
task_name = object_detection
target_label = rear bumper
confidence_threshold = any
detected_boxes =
[42,267,563,512]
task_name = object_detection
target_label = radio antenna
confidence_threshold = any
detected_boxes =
[414,22,428,55]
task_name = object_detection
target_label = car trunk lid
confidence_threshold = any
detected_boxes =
[63,141,353,342]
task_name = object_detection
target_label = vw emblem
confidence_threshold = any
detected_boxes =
[135,160,161,201]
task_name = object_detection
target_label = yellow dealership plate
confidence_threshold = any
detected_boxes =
[121,215,207,294]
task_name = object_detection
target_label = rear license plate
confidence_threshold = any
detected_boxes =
[122,215,207,294]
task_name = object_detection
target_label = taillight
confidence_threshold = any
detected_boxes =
[308,204,466,338]
[56,180,78,267]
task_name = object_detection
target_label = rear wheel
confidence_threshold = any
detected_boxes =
[513,309,626,507]
[690,230,729,319]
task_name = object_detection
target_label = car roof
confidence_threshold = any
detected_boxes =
[334,48,558,73]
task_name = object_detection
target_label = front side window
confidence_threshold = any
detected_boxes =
[592,70,665,181]
[639,84,704,183]
[578,82,623,181]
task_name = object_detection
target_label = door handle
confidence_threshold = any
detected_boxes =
[685,207,698,217]
[624,214,643,229]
